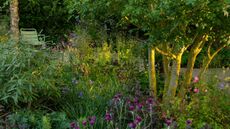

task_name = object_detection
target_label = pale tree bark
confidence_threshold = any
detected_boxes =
[10,0,19,42]
[162,55,170,98]
[163,46,188,102]
[156,44,188,102]
[166,49,185,98]
[156,45,176,101]
[148,47,157,97]
[179,35,208,98]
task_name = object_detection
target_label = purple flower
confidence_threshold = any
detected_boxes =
[126,99,131,104]
[91,116,96,121]
[186,119,192,125]
[82,120,87,126]
[70,122,77,128]
[146,98,155,105]
[134,116,142,124]
[133,97,139,104]
[89,120,95,126]
[219,83,225,89]
[78,92,83,97]
[128,122,137,128]
[75,126,80,129]
[88,116,96,126]
[136,103,143,110]
[105,112,112,122]
[165,119,172,126]
[129,105,135,111]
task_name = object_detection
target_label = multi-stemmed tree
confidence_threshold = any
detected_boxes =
[123,0,230,101]
[63,0,230,104]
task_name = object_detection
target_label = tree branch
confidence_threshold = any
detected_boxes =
[156,47,176,59]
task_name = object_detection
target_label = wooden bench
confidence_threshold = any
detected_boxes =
[20,28,45,46]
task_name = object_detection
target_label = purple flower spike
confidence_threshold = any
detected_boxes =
[91,116,96,121]
[165,119,172,126]
[78,92,83,97]
[137,103,143,110]
[128,122,137,128]
[105,112,112,122]
[70,122,76,128]
[129,105,135,111]
[75,126,80,129]
[126,99,131,104]
[134,116,142,124]
[88,116,96,126]
[146,98,155,105]
[89,120,95,126]
[133,97,139,104]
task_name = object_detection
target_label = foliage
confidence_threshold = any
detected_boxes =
[64,0,126,35]
[165,77,230,129]
[68,93,161,129]
[57,30,149,120]
[4,110,69,129]
[0,0,229,128]
[0,41,62,107]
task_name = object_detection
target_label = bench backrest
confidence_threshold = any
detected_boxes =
[20,28,44,45]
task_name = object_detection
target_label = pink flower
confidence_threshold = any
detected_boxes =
[193,76,199,83]
[193,88,199,93]
[82,120,87,126]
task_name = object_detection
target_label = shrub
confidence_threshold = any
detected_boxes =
[4,110,69,129]
[166,77,230,129]
[0,42,62,109]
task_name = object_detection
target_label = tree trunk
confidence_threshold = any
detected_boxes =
[179,39,205,98]
[162,56,171,100]
[148,47,157,97]
[167,53,183,98]
[10,0,19,42]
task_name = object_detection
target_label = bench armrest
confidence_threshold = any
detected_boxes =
[38,34,45,41]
